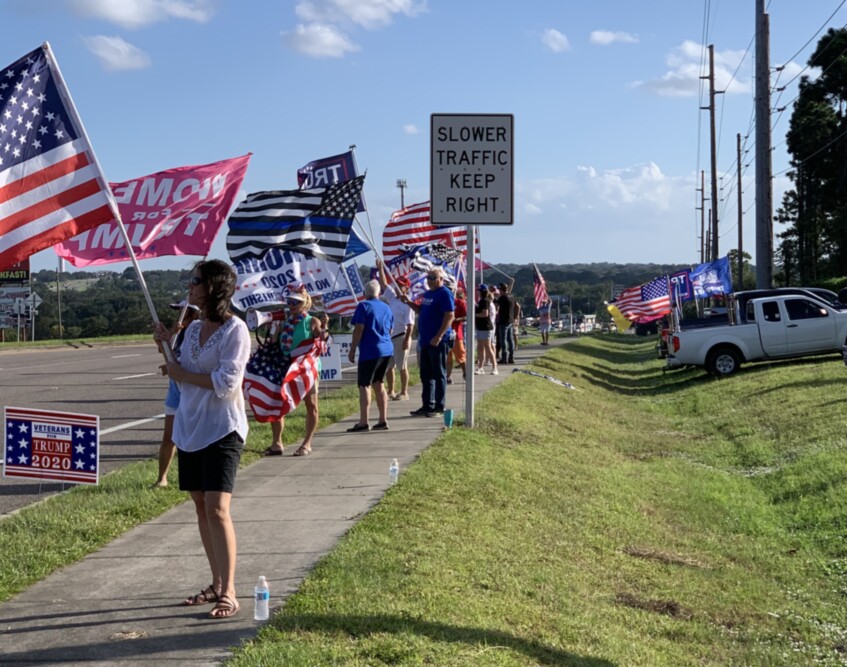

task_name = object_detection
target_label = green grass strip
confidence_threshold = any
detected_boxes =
[229,336,847,666]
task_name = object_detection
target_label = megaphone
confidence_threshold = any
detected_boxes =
[246,308,284,331]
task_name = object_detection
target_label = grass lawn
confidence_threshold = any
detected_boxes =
[228,335,847,666]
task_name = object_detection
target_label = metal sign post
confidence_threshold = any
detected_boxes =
[431,113,514,429]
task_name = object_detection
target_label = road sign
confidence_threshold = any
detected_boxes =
[28,293,43,309]
[430,113,514,226]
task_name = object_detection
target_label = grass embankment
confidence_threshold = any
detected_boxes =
[230,336,847,666]
[0,334,150,349]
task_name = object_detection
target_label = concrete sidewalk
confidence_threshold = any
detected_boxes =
[0,341,561,666]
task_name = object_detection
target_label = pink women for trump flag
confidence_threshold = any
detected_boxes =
[55,154,251,267]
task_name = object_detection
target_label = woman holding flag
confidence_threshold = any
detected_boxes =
[264,286,329,457]
[153,259,251,619]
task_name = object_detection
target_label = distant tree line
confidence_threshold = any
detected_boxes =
[20,262,704,340]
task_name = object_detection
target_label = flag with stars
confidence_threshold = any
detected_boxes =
[0,44,115,270]
[226,176,365,264]
[322,287,359,316]
[3,406,99,485]
[344,261,365,300]
[613,276,671,323]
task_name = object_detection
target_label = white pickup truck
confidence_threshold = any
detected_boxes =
[665,290,847,376]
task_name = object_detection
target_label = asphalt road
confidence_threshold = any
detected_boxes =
[0,342,357,517]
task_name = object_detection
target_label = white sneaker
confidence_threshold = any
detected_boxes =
[491,369,499,375]
[474,368,485,375]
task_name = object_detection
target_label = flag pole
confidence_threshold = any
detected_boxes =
[43,42,172,361]
[348,145,378,246]
[465,224,475,428]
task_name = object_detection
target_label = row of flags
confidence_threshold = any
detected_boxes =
[608,256,733,328]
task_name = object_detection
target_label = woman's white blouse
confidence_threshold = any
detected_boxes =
[172,317,251,452]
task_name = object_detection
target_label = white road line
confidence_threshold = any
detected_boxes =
[111,354,142,359]
[112,373,157,380]
[100,415,164,435]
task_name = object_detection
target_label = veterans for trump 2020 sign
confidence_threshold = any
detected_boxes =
[430,114,513,226]
[4,407,100,485]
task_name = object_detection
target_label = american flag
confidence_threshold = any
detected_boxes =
[344,261,365,299]
[243,339,324,422]
[533,263,549,309]
[227,176,365,264]
[382,201,479,260]
[323,288,358,316]
[0,45,115,270]
[4,406,99,485]
[614,276,671,322]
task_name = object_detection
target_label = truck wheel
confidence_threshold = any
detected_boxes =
[706,346,741,377]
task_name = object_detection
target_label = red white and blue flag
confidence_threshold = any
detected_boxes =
[322,288,359,316]
[382,201,480,261]
[4,406,99,485]
[0,45,115,270]
[243,338,325,422]
[532,263,549,309]
[614,276,671,322]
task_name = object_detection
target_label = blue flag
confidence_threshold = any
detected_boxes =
[690,256,733,298]
[343,227,371,260]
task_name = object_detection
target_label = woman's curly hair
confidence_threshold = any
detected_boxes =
[194,259,236,323]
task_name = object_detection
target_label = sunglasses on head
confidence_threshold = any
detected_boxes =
[188,276,203,286]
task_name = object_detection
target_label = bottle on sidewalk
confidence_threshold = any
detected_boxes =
[389,458,399,485]
[254,575,270,621]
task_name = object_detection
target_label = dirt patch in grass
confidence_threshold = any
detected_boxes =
[615,591,694,620]
[621,546,709,569]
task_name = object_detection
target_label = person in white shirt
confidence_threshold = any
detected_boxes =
[154,259,251,620]
[376,259,415,400]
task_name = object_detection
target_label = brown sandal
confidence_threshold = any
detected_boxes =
[293,445,311,456]
[183,585,219,606]
[208,594,240,619]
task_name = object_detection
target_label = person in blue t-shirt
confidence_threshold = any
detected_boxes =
[400,267,455,417]
[348,280,395,432]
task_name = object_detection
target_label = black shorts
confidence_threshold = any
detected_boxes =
[177,431,243,493]
[357,355,391,387]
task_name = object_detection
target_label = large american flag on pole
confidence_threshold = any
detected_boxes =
[382,201,479,260]
[0,45,115,270]
[243,338,325,422]
[532,263,549,310]
[613,276,671,322]
[226,176,365,264]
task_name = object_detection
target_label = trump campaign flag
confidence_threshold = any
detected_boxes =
[690,256,733,299]
[55,154,251,266]
[297,150,365,212]
[0,45,116,270]
[227,176,364,263]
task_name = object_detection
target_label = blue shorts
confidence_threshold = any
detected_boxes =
[164,379,180,416]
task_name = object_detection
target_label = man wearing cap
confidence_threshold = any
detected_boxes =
[377,260,415,400]
[496,280,517,365]
[400,267,454,417]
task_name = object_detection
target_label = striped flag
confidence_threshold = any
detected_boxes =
[322,288,358,316]
[0,45,115,270]
[243,338,324,422]
[382,201,479,260]
[227,176,364,263]
[532,263,549,309]
[614,276,671,322]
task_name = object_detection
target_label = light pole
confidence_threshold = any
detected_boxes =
[396,179,407,209]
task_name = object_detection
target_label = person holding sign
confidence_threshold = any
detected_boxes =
[153,260,251,619]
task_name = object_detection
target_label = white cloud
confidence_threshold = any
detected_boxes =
[69,0,215,29]
[82,35,151,71]
[590,30,638,45]
[541,28,571,53]
[403,124,419,134]
[295,0,425,30]
[524,203,543,215]
[282,23,360,58]
[633,40,752,97]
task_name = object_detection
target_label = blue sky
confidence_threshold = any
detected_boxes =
[3,0,843,273]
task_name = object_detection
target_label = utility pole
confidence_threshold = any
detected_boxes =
[736,133,744,290]
[396,179,407,209]
[700,44,722,262]
[697,170,706,262]
[755,0,774,288]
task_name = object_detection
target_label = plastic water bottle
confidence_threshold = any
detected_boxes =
[254,575,269,621]
[389,458,399,485]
